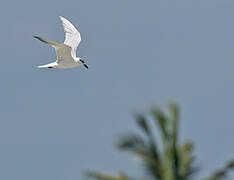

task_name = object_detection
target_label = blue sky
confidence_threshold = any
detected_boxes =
[0,0,234,179]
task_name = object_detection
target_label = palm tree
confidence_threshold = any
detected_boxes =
[86,103,234,180]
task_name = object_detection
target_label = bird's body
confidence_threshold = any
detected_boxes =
[34,16,88,69]
[37,61,81,69]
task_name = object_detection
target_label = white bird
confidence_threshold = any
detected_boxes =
[34,16,88,69]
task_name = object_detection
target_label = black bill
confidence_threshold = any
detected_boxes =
[83,64,89,69]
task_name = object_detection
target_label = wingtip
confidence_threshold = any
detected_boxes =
[59,16,64,20]
[33,36,40,40]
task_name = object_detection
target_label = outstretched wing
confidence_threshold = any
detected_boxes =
[59,16,81,58]
[33,36,61,48]
[33,36,73,63]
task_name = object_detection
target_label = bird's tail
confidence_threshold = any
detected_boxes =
[37,62,57,68]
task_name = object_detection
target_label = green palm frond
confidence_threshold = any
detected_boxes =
[151,108,168,141]
[117,134,155,164]
[86,103,234,180]
[135,114,160,164]
[86,171,128,180]
[168,103,180,180]
[117,134,162,179]
[178,142,198,179]
[204,160,234,180]
[136,115,151,136]
[118,134,147,150]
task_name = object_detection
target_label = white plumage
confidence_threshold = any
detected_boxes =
[34,16,88,69]
[60,16,81,58]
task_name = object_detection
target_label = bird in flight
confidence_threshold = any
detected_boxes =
[34,16,88,69]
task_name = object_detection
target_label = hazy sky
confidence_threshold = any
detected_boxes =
[0,0,234,179]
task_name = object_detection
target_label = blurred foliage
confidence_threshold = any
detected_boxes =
[86,171,129,180]
[86,103,234,180]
